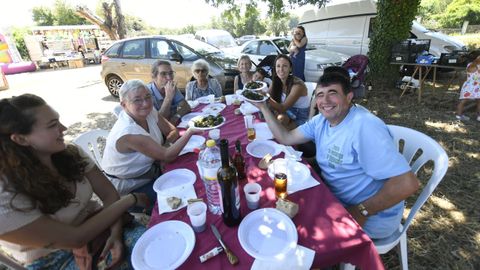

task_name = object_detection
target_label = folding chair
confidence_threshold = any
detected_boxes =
[342,125,449,270]
[73,129,109,169]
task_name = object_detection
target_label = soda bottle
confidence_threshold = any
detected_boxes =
[217,139,242,227]
[198,139,222,215]
[232,140,246,180]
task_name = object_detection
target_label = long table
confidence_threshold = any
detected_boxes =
[148,104,385,269]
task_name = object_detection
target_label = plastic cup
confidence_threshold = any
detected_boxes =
[208,129,220,142]
[243,183,261,210]
[244,115,256,141]
[187,201,207,232]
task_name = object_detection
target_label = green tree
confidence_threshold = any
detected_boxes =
[11,27,30,60]
[32,7,56,26]
[435,0,480,27]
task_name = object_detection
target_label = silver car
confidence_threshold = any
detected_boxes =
[235,37,349,82]
[101,36,239,97]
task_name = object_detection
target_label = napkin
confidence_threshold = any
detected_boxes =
[157,184,197,214]
[282,146,303,161]
[251,245,315,270]
[187,100,199,109]
[225,94,243,105]
[240,102,260,115]
[288,174,321,194]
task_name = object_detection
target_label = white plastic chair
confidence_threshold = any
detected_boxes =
[0,252,25,269]
[342,125,449,270]
[73,129,109,169]
[305,81,317,98]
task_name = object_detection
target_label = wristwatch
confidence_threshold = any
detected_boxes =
[357,203,369,217]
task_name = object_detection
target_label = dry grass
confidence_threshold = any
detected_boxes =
[63,72,479,269]
[357,73,480,269]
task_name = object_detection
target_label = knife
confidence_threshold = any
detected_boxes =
[210,224,239,265]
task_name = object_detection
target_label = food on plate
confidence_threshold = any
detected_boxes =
[276,198,299,218]
[242,90,265,101]
[244,81,263,90]
[232,99,242,106]
[166,196,182,209]
[193,115,224,128]
[258,153,273,169]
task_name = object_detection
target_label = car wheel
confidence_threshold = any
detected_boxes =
[106,75,123,97]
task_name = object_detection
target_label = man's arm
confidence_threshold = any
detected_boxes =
[348,171,420,226]
[257,101,310,146]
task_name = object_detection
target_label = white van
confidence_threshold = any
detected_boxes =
[299,0,466,57]
[194,29,238,54]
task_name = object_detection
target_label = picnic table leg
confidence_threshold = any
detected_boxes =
[418,66,422,102]
[400,66,419,98]
[432,66,437,93]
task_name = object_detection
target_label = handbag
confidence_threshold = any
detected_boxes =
[72,212,134,270]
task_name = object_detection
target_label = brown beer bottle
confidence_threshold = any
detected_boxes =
[232,140,246,181]
[217,139,242,227]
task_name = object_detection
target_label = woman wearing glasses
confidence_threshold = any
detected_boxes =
[288,26,308,81]
[185,59,222,100]
[102,79,198,210]
[147,60,191,124]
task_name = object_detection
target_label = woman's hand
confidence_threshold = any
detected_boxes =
[98,235,124,270]
[131,193,150,210]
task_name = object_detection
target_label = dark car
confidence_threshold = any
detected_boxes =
[101,36,239,97]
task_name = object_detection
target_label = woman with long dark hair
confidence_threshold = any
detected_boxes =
[268,54,310,128]
[0,94,147,269]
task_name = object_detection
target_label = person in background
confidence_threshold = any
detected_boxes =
[0,94,148,269]
[268,54,310,128]
[185,59,222,100]
[77,45,86,59]
[455,52,480,121]
[288,26,308,81]
[252,67,272,90]
[234,55,253,91]
[102,80,198,210]
[253,67,419,239]
[147,60,191,124]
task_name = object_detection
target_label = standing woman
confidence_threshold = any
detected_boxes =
[0,94,148,269]
[268,54,310,129]
[455,52,480,121]
[288,26,308,81]
[185,59,222,100]
[233,55,253,91]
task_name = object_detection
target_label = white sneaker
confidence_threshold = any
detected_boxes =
[455,115,470,121]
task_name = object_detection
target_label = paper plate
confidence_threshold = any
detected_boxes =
[181,112,203,123]
[188,115,226,131]
[201,103,226,114]
[267,159,311,191]
[243,81,268,92]
[179,135,205,155]
[196,95,214,104]
[132,220,195,270]
[246,140,282,158]
[241,89,269,103]
[238,208,298,261]
[153,169,198,214]
[254,122,273,140]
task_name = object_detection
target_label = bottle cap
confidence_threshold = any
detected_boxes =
[206,139,216,148]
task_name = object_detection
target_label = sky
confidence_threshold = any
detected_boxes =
[0,0,314,31]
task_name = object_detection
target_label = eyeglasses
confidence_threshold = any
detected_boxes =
[129,94,152,105]
[194,69,207,74]
[159,71,175,77]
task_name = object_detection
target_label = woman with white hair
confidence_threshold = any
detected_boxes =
[102,79,197,211]
[185,59,222,100]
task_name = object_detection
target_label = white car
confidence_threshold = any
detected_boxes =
[235,37,349,82]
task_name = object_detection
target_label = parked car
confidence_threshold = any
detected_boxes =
[101,35,239,97]
[235,37,349,82]
[194,29,238,55]
[236,35,257,45]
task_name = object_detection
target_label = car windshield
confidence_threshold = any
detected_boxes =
[207,35,237,48]
[273,39,290,54]
[173,37,223,56]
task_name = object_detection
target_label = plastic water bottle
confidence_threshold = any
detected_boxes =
[198,139,222,215]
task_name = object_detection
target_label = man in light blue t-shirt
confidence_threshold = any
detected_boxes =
[147,60,191,124]
[255,67,419,239]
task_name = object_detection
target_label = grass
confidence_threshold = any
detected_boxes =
[450,33,480,50]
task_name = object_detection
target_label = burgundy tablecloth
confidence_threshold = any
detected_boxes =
[148,104,384,269]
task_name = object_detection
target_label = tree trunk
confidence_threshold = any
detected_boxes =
[113,0,126,39]
[75,5,119,40]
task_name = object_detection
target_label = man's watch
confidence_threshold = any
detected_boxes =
[357,203,369,217]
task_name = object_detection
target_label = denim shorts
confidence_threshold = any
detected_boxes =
[287,107,310,126]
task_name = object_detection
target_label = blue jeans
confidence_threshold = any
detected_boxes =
[287,107,310,126]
